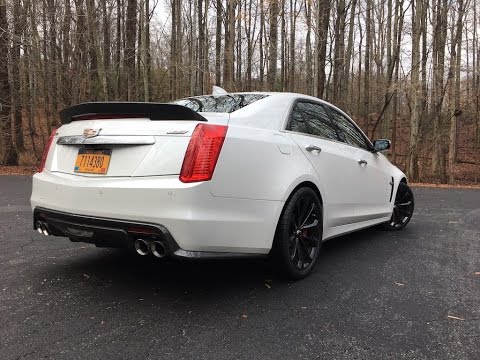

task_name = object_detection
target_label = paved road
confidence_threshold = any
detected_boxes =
[0,176,479,360]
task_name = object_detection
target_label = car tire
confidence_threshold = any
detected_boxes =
[272,187,323,280]
[382,182,415,231]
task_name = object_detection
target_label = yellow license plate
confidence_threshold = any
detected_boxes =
[74,149,111,174]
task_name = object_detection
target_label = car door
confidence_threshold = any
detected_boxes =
[324,105,393,221]
[286,100,360,228]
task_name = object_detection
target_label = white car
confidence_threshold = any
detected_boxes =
[31,91,414,279]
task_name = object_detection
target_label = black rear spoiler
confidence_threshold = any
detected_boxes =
[59,102,207,124]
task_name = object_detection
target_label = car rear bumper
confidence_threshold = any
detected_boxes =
[31,171,284,254]
[33,207,260,259]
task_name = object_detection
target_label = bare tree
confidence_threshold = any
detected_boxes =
[267,0,279,89]
[407,0,422,181]
[0,0,17,165]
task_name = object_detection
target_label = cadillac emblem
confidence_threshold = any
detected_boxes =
[83,128,100,138]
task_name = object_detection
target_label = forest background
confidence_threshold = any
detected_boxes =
[0,0,479,184]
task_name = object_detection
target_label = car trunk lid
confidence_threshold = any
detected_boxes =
[45,103,229,177]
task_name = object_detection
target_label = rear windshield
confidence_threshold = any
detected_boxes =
[172,94,269,113]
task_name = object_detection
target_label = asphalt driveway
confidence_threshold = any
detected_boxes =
[0,176,479,359]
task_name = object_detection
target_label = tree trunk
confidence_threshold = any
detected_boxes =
[103,0,111,96]
[343,0,357,112]
[431,0,448,182]
[314,0,331,98]
[447,0,465,184]
[0,0,18,165]
[115,0,122,99]
[197,0,205,94]
[407,0,422,181]
[62,0,72,104]
[236,2,242,89]
[11,0,25,151]
[215,0,222,86]
[259,0,265,87]
[223,0,236,90]
[267,0,279,90]
[364,0,372,117]
[125,0,137,101]
[87,0,108,100]
[280,0,285,90]
[140,0,150,101]
[47,0,59,127]
[288,0,297,92]
[305,0,312,95]
[245,0,253,91]
[332,0,346,106]
[171,0,178,98]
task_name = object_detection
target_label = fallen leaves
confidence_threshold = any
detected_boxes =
[410,182,480,189]
[0,166,36,175]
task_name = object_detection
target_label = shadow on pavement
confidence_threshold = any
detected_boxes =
[37,226,390,300]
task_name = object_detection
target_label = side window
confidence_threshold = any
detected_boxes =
[287,101,338,141]
[296,102,339,140]
[287,103,309,135]
[327,107,370,150]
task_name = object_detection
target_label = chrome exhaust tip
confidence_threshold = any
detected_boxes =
[36,221,43,233]
[135,238,151,256]
[36,221,49,236]
[151,241,167,258]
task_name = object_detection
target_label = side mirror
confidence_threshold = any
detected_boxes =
[372,139,391,152]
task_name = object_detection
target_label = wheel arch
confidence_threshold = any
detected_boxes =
[285,181,324,206]
[271,180,325,255]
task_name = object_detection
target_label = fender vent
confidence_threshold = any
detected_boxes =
[389,177,395,202]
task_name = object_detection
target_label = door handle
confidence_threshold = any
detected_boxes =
[305,145,322,152]
[358,159,368,166]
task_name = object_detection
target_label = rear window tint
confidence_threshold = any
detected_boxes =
[172,94,269,113]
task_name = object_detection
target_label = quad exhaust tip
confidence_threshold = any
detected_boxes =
[134,238,167,258]
[151,241,166,258]
[36,221,50,236]
[135,238,151,256]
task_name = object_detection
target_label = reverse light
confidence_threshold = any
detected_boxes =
[179,124,228,183]
[38,128,57,173]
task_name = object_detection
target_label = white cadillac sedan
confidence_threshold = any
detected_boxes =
[31,91,414,279]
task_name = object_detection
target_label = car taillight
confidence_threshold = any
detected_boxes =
[38,128,57,173]
[179,124,228,183]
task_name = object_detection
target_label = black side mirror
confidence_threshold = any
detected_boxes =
[372,139,391,152]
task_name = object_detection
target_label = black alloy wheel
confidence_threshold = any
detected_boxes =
[384,182,415,230]
[273,187,323,279]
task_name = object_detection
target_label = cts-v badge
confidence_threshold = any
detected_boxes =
[83,128,101,138]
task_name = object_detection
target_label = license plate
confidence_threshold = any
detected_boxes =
[74,149,111,174]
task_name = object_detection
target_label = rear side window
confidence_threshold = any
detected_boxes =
[287,101,338,141]
[326,107,370,150]
[288,104,309,134]
[172,94,269,113]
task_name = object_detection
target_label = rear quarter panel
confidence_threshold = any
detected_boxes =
[209,126,323,202]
